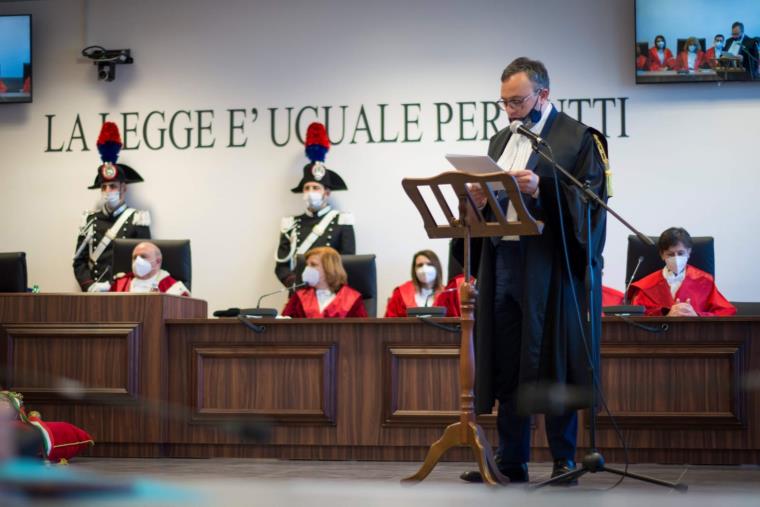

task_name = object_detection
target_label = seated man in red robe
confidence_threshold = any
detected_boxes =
[385,249,444,317]
[110,241,190,296]
[628,227,735,317]
[282,246,367,318]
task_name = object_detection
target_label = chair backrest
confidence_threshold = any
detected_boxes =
[626,235,714,284]
[730,302,760,316]
[294,253,378,317]
[0,252,27,292]
[112,239,192,290]
[636,41,649,57]
[676,38,706,53]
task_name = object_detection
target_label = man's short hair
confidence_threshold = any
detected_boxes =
[657,227,693,253]
[715,34,724,41]
[500,57,550,90]
[732,21,744,31]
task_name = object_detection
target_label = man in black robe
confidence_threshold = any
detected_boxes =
[458,57,608,484]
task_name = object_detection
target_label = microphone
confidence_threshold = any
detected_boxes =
[407,286,458,318]
[602,255,646,316]
[623,255,644,305]
[244,282,307,318]
[212,282,306,318]
[509,120,546,146]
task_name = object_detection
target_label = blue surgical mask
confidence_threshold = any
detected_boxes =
[516,93,543,127]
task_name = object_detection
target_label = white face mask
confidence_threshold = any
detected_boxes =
[302,265,320,287]
[656,41,665,49]
[715,41,724,49]
[303,191,325,210]
[416,265,437,286]
[688,45,697,53]
[102,190,121,209]
[133,255,153,278]
[665,255,688,275]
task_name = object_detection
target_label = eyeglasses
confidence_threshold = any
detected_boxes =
[497,90,541,110]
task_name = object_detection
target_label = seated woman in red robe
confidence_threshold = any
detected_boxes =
[282,246,367,318]
[673,37,708,72]
[648,35,675,70]
[385,249,444,317]
[628,227,736,317]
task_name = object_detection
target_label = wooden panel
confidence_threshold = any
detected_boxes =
[600,343,746,428]
[192,345,337,423]
[383,346,460,424]
[1,323,140,402]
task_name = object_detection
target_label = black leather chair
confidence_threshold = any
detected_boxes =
[0,252,27,292]
[636,41,649,58]
[294,253,378,317]
[341,254,377,317]
[111,239,192,290]
[626,235,714,285]
[730,302,760,316]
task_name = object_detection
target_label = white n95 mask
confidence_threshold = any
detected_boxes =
[665,255,688,275]
[133,256,153,278]
[302,266,320,287]
[416,265,437,285]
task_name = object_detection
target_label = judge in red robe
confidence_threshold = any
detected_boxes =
[627,227,735,317]
[648,35,675,70]
[673,37,708,71]
[109,241,190,296]
[282,246,367,318]
[385,249,444,317]
[705,34,726,69]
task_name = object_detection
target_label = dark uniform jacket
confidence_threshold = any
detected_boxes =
[73,204,151,290]
[275,206,355,286]
[455,108,608,415]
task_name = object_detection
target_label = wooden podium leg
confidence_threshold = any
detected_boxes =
[402,421,508,486]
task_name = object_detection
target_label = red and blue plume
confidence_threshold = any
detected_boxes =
[304,122,330,163]
[97,122,122,164]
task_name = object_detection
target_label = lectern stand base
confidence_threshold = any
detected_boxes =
[402,421,508,486]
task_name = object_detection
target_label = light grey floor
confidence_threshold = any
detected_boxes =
[20,459,760,507]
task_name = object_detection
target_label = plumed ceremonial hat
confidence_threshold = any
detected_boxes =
[290,122,348,193]
[88,122,144,189]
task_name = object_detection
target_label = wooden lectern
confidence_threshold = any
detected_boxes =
[400,170,543,485]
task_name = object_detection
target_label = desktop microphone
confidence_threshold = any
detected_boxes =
[509,120,546,146]
[407,285,459,318]
[603,255,646,316]
[212,282,306,318]
[242,281,307,318]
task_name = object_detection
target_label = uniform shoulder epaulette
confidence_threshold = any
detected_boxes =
[337,211,354,226]
[280,216,296,233]
[132,210,151,227]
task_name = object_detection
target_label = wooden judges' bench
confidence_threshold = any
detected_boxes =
[1,293,759,464]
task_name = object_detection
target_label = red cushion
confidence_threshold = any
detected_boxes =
[29,418,94,462]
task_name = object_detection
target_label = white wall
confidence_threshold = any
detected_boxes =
[1,0,758,316]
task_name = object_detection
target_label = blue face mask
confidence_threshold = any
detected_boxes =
[516,94,543,127]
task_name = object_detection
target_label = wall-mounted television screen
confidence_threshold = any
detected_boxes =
[635,0,759,84]
[0,14,32,103]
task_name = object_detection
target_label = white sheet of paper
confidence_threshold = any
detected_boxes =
[445,154,504,174]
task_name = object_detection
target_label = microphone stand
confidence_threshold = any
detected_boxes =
[526,139,686,492]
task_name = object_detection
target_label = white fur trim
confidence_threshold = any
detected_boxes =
[132,210,151,226]
[166,280,191,296]
[337,211,354,226]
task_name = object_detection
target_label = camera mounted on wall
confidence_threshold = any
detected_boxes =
[81,45,133,82]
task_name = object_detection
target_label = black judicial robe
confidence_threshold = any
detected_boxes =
[456,109,608,415]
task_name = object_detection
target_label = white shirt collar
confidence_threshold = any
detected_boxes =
[662,266,686,298]
[306,204,332,218]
